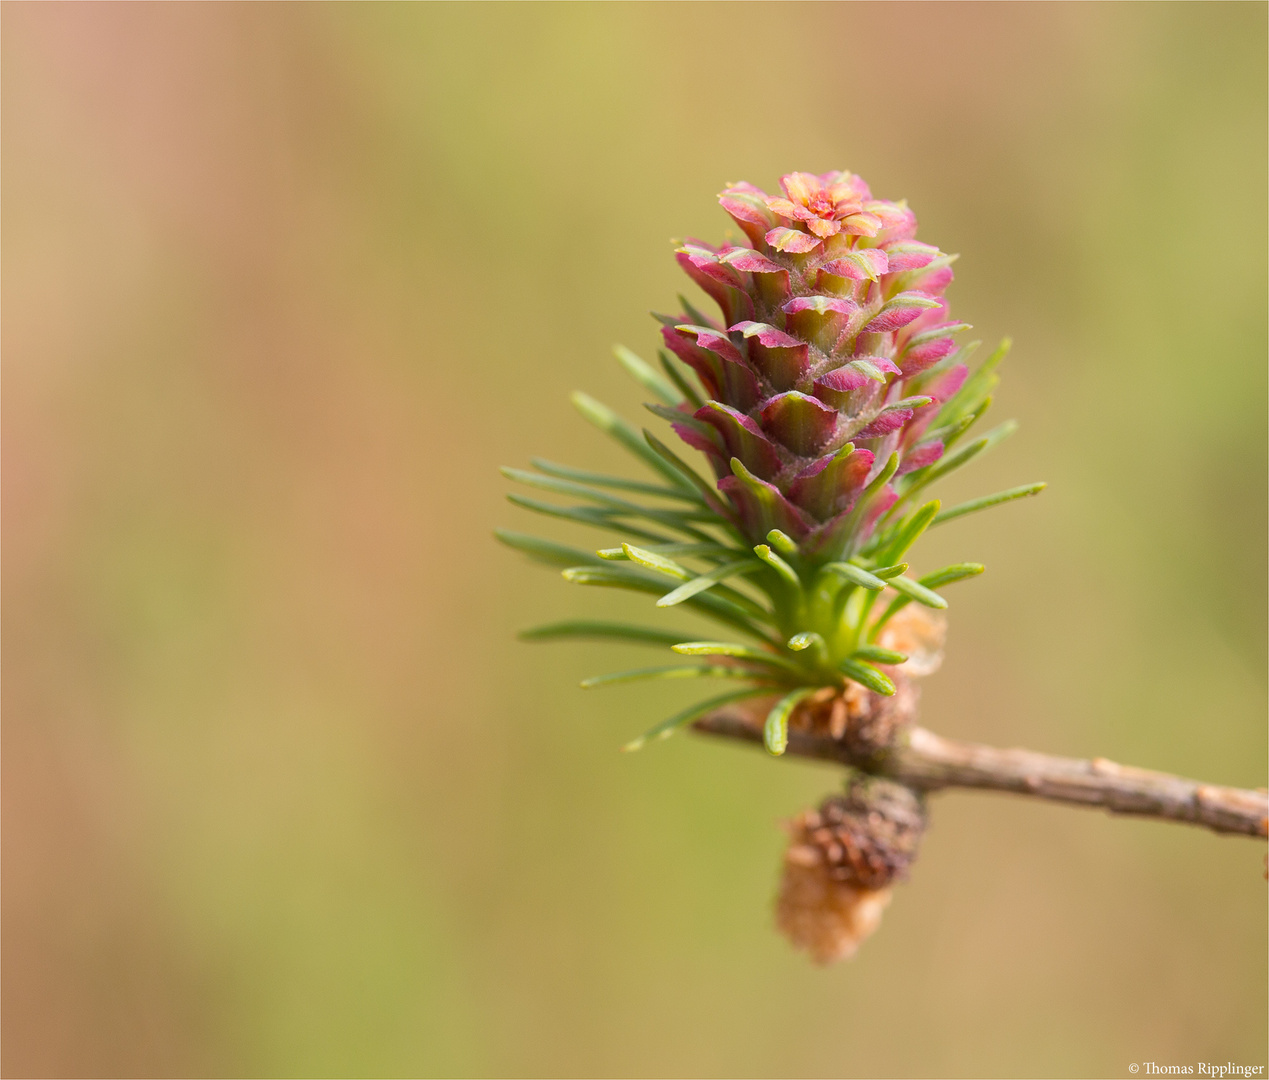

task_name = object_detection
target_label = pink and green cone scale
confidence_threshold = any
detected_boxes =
[499,169,1044,755]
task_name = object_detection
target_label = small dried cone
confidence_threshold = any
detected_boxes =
[776,778,926,963]
[776,858,892,965]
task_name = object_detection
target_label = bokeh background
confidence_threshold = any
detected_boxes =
[3,3,1266,1077]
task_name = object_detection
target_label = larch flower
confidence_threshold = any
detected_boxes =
[664,170,973,558]
[499,168,1046,961]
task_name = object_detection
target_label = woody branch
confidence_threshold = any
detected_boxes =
[692,711,1268,839]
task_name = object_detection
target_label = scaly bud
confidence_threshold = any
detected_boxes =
[777,778,927,963]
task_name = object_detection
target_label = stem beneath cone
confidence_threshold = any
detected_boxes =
[691,710,1268,839]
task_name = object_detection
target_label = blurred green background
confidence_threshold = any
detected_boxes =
[3,3,1265,1077]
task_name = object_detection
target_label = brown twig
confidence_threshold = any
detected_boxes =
[692,710,1268,839]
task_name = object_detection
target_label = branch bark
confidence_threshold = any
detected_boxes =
[692,710,1268,839]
